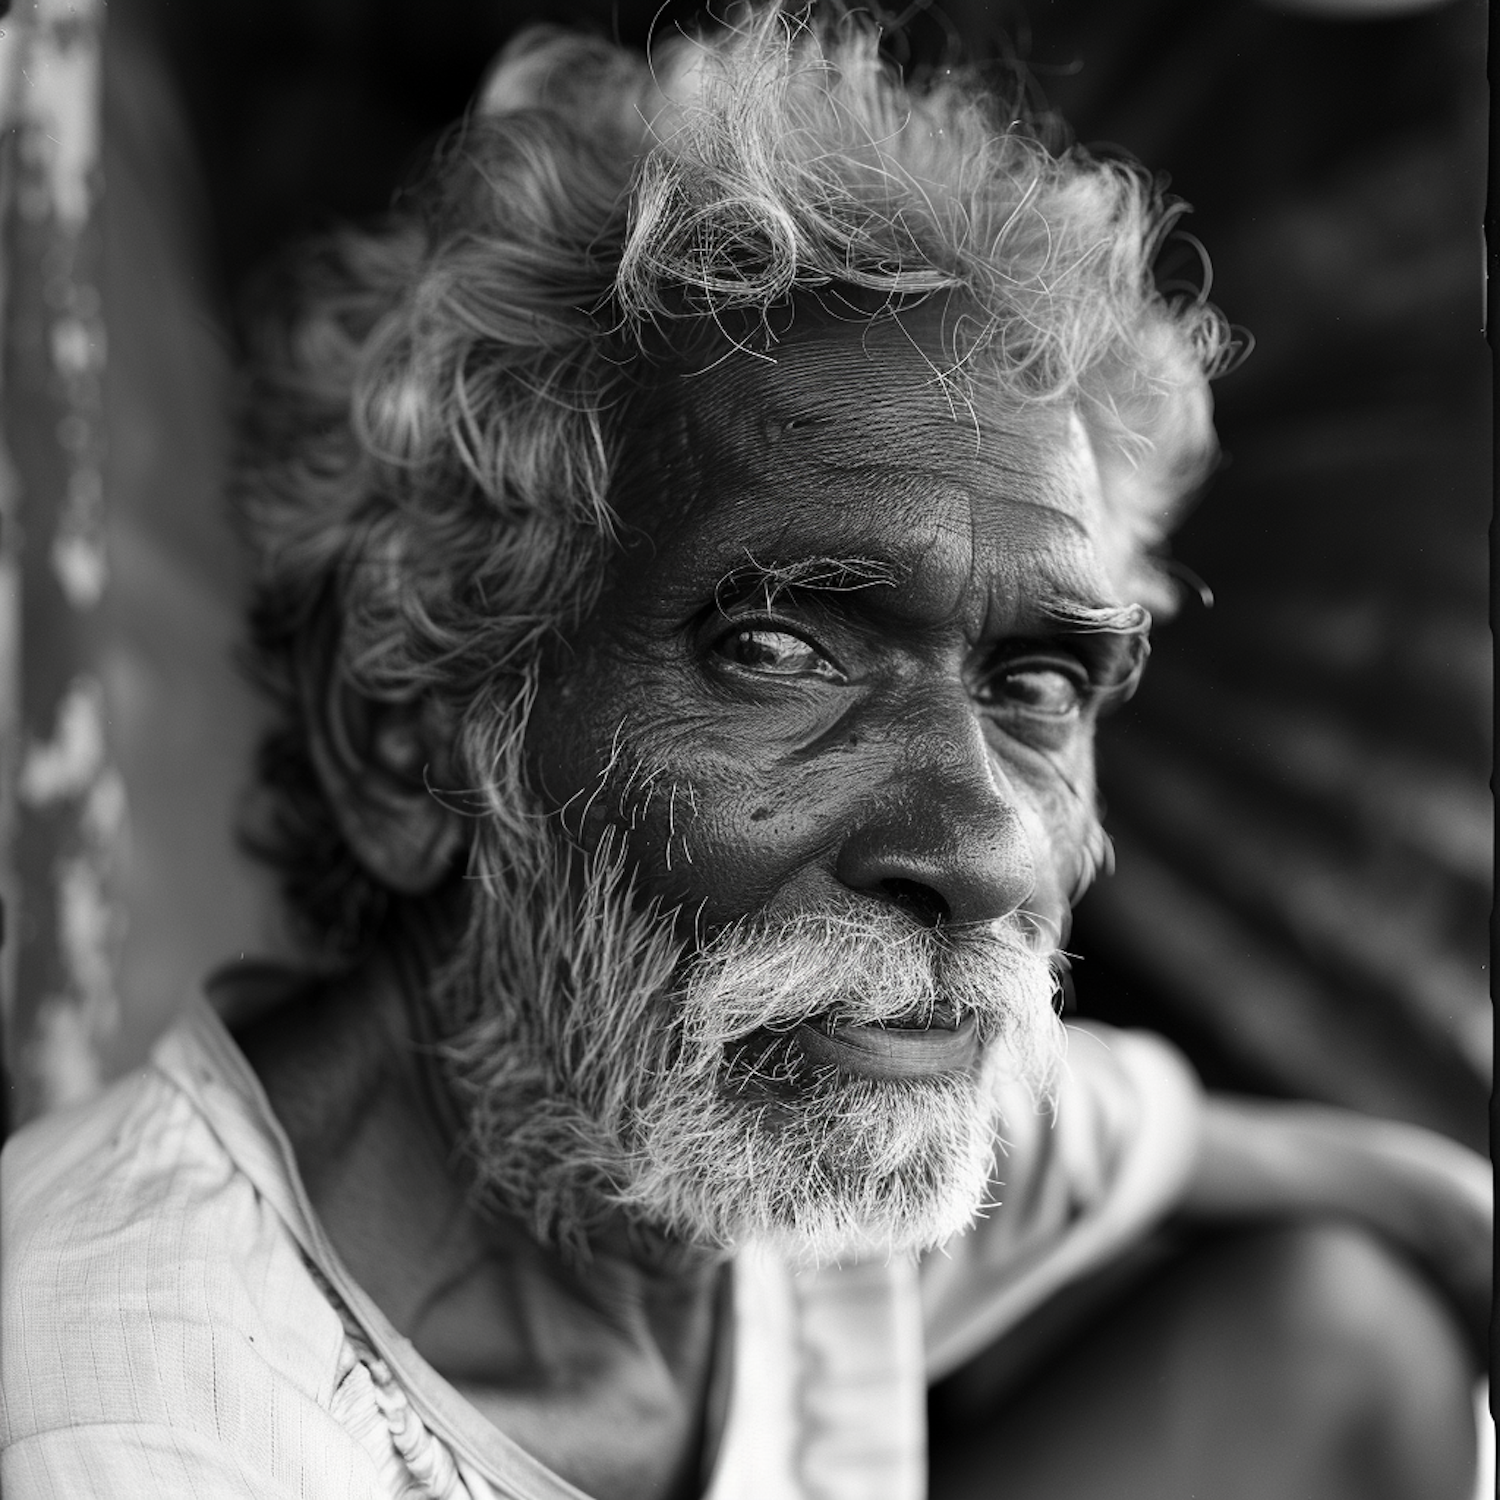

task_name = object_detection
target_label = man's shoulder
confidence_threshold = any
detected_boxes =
[3,1029,261,1298]
[3,1058,200,1299]
[6,1048,190,1213]
[1,1017,351,1467]
[919,1024,1205,1380]
[961,1022,1204,1231]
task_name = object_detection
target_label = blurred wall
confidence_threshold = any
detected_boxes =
[2,0,282,1124]
[95,15,282,1081]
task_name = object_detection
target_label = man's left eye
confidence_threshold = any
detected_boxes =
[714,627,843,680]
[976,659,1087,717]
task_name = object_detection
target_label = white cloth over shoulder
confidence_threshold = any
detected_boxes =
[922,1025,1202,1380]
[1,1000,1201,1500]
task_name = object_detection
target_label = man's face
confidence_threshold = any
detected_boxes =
[454,310,1145,1260]
[529,310,1140,965]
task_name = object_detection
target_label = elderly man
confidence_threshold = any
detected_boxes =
[2,9,1489,1499]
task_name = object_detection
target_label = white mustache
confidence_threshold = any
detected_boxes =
[673,902,1058,1053]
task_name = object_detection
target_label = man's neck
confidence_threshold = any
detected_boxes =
[230,957,727,1500]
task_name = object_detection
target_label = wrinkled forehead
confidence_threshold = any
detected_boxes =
[615,304,1107,542]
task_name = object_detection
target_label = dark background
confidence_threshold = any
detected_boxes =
[88,0,1491,1147]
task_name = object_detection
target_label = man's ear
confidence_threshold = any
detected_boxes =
[302,660,467,897]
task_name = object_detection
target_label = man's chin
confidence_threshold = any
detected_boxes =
[619,1052,1017,1265]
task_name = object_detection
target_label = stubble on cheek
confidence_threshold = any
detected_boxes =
[563,708,815,929]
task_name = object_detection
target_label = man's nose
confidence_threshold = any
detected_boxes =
[832,724,1036,929]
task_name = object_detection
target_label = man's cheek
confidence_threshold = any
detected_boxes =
[1052,807,1108,914]
[1005,762,1103,932]
[596,745,842,921]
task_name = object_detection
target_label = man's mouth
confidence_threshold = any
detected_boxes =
[791,998,980,1081]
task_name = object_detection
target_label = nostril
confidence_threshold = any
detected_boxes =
[878,879,950,928]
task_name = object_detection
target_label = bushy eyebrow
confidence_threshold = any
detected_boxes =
[1036,597,1152,695]
[1040,597,1152,639]
[711,553,908,615]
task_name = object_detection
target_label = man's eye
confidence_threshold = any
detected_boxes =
[976,660,1086,717]
[714,627,842,679]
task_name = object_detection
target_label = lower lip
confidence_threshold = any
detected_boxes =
[793,1014,980,1080]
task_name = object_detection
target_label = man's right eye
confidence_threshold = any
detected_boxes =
[713,627,844,680]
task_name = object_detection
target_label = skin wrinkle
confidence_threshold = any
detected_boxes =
[639,317,1057,542]
[680,316,1097,505]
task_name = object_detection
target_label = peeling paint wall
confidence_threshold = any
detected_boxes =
[1,0,120,1126]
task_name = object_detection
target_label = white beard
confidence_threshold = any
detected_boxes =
[434,815,1064,1266]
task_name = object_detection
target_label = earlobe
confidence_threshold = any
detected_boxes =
[303,663,467,897]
